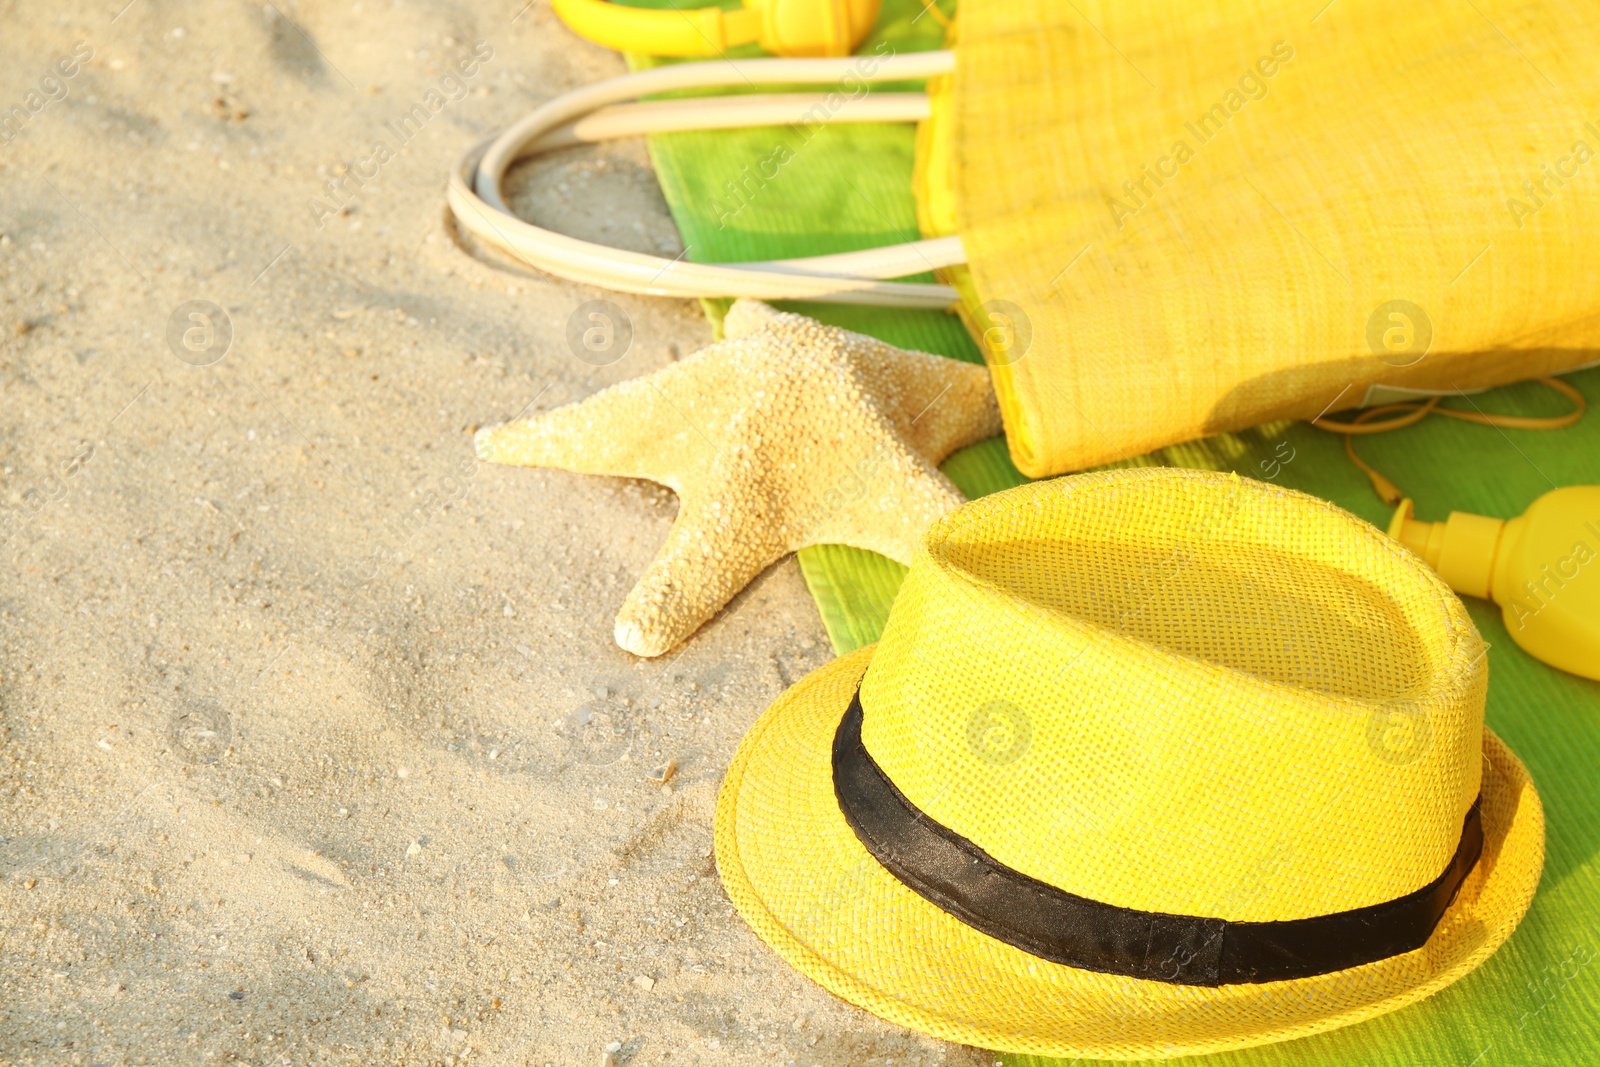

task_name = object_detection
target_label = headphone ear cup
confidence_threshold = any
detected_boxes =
[756,0,880,57]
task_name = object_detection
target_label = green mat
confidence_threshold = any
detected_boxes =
[617,3,1600,1062]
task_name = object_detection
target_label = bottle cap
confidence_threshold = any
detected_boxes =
[1388,499,1505,600]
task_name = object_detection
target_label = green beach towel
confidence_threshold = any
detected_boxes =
[614,2,1600,1062]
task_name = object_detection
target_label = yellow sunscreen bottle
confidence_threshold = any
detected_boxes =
[1389,488,1600,680]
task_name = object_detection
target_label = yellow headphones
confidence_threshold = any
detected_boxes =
[551,0,881,58]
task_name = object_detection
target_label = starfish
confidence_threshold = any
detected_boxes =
[475,300,1002,657]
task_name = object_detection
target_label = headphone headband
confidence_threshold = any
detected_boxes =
[551,0,879,58]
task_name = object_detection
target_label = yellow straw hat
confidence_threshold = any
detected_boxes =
[715,468,1544,1060]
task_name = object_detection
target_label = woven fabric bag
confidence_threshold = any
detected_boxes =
[918,0,1600,476]
[454,1,1600,478]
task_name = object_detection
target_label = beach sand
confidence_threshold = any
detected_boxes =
[0,4,990,1065]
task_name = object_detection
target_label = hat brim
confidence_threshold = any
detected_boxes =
[714,646,1545,1061]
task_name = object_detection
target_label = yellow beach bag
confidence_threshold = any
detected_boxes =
[923,0,1600,477]
[450,1,1600,478]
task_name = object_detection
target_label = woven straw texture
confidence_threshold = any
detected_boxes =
[715,470,1543,1059]
[950,0,1600,478]
[861,469,1494,918]
[625,4,1600,1063]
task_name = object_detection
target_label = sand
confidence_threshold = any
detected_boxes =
[0,4,991,1065]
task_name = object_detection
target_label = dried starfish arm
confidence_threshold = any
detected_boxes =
[475,301,1003,656]
[474,362,714,491]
